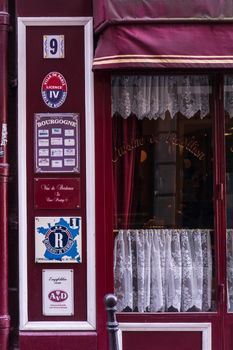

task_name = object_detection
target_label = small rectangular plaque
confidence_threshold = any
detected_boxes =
[34,178,81,209]
[42,269,74,316]
[43,35,65,59]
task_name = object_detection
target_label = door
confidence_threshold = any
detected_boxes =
[108,73,233,350]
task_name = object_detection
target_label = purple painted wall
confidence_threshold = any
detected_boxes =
[16,0,92,17]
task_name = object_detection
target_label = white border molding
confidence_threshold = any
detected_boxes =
[118,322,212,350]
[18,17,95,331]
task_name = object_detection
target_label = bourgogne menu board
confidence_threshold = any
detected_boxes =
[34,113,80,173]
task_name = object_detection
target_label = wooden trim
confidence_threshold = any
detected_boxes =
[118,322,212,350]
[18,16,95,331]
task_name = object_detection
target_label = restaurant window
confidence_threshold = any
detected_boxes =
[112,75,216,313]
[225,75,233,312]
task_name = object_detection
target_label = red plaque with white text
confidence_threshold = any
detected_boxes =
[34,178,80,209]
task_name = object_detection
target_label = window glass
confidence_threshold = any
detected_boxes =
[112,75,215,313]
[224,75,233,312]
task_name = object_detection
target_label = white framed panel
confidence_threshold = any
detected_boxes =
[18,17,95,331]
[118,322,212,350]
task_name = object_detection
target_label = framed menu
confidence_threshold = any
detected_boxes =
[34,113,80,173]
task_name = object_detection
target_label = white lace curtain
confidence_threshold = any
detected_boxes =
[224,75,233,119]
[112,74,233,120]
[112,75,211,120]
[114,229,212,313]
[227,229,233,311]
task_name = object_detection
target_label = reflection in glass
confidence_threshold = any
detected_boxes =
[224,75,233,311]
[112,75,215,312]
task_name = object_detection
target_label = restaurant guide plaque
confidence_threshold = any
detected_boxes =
[34,178,81,209]
[34,113,80,173]
[42,269,74,316]
[35,216,82,263]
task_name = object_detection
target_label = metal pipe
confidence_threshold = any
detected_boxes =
[0,1,10,349]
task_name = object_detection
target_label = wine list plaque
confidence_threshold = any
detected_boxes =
[34,178,80,209]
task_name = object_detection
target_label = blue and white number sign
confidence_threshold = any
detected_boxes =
[43,35,65,59]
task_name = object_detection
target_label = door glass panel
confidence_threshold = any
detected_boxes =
[112,75,216,313]
[224,75,233,312]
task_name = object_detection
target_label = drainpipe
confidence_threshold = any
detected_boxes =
[0,0,10,349]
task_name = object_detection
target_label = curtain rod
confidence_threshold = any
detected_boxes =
[113,228,214,232]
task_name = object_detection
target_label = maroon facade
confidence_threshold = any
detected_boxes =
[16,1,92,17]
[10,2,102,350]
[0,1,10,349]
[2,0,233,350]
[15,12,102,350]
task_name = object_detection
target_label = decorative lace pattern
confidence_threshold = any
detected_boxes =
[114,229,213,312]
[224,75,233,119]
[112,75,211,120]
[227,229,233,311]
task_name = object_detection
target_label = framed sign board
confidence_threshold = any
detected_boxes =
[34,113,80,173]
[42,269,74,316]
[43,35,65,59]
[35,216,82,263]
[18,17,95,331]
[34,178,81,209]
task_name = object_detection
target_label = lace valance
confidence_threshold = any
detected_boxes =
[112,75,211,120]
[112,75,233,120]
